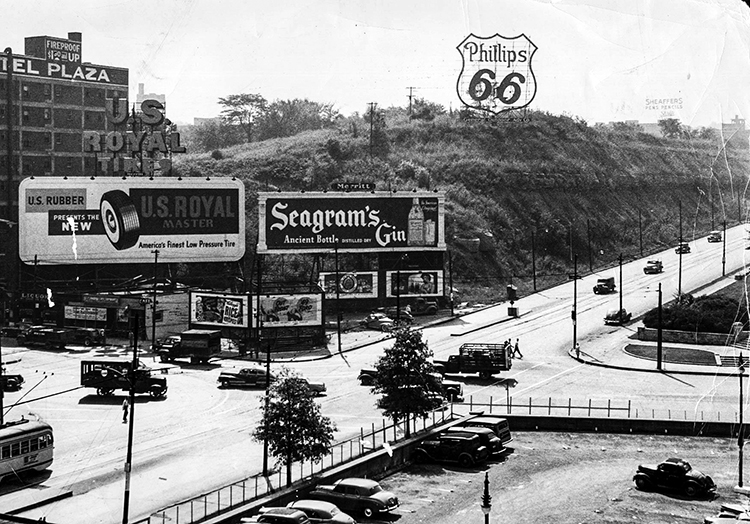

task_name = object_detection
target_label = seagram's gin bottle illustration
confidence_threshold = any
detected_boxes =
[407,197,425,246]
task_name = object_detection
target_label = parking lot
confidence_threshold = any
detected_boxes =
[377,432,739,524]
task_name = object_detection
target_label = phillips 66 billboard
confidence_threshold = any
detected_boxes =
[19,177,245,264]
[257,191,446,254]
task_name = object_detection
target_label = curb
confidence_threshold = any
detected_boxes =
[569,347,742,377]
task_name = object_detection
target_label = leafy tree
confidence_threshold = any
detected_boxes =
[658,118,683,139]
[371,328,441,437]
[252,367,336,484]
[219,93,268,143]
[364,104,389,157]
[410,98,446,121]
[699,127,717,141]
[259,99,339,139]
[191,118,244,152]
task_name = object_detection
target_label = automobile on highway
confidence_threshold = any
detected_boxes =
[633,457,716,498]
[286,499,357,524]
[676,242,691,254]
[708,230,722,243]
[64,327,106,346]
[604,308,632,325]
[360,312,394,332]
[218,366,274,388]
[643,259,664,274]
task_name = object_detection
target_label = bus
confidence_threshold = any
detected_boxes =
[0,417,54,482]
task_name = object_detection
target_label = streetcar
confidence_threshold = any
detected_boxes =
[0,416,54,482]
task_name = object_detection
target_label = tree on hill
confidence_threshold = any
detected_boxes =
[219,93,268,143]
[260,99,339,139]
[658,118,683,139]
[252,367,336,484]
[191,118,245,151]
[371,328,441,437]
[364,103,389,157]
[410,98,446,121]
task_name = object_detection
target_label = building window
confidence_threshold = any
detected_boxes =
[44,84,51,98]
[22,110,29,123]
[55,135,61,145]
[44,157,51,169]
[23,138,29,147]
[44,109,50,121]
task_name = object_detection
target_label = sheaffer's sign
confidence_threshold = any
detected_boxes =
[257,191,446,254]
[19,177,245,265]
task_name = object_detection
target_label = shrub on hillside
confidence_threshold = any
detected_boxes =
[643,294,748,333]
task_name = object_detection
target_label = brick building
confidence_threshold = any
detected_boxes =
[0,32,129,320]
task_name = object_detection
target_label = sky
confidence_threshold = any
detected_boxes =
[3,0,749,127]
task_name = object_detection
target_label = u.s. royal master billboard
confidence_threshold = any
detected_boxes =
[257,191,446,254]
[19,177,245,264]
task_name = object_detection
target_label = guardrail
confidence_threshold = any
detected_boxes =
[133,405,454,524]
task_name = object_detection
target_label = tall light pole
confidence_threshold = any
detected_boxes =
[531,230,537,292]
[739,355,747,489]
[151,250,158,348]
[618,253,623,322]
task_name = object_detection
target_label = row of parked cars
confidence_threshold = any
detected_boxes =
[242,415,511,523]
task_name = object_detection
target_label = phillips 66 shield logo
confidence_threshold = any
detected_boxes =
[456,33,537,114]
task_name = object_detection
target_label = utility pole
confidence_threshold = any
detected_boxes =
[587,219,593,272]
[618,253,623,322]
[638,208,643,258]
[678,200,683,297]
[407,87,416,115]
[4,47,13,224]
[531,230,537,292]
[740,355,747,488]
[151,250,159,349]
[657,283,663,371]
[722,220,727,277]
[122,311,139,524]
[572,254,578,350]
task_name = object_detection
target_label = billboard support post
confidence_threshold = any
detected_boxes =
[151,250,158,347]
[334,244,341,354]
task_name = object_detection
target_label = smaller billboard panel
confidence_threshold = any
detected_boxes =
[190,291,249,328]
[254,294,322,328]
[64,305,107,321]
[319,271,378,299]
[385,270,444,298]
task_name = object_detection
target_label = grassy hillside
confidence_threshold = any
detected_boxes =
[173,111,750,303]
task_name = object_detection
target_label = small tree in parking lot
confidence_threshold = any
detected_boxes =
[252,367,336,484]
[371,328,441,437]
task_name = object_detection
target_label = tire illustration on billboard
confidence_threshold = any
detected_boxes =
[19,177,245,265]
[100,190,141,250]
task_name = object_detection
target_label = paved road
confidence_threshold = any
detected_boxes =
[2,225,748,523]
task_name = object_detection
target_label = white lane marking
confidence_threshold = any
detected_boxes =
[512,362,586,396]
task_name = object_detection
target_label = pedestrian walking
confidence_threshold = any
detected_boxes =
[512,338,523,359]
[575,342,581,359]
[122,398,129,424]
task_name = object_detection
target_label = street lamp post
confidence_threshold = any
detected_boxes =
[678,200,683,297]
[722,220,727,277]
[480,472,492,524]
[618,253,624,323]
[739,355,747,489]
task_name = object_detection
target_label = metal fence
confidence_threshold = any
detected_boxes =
[457,395,743,422]
[133,405,454,524]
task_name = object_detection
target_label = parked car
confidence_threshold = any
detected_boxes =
[643,259,664,274]
[604,308,632,325]
[383,306,414,325]
[458,414,513,447]
[633,457,716,498]
[308,478,399,518]
[242,507,311,524]
[675,242,691,254]
[708,230,722,243]
[445,426,504,454]
[360,312,394,332]
[412,431,489,467]
[286,500,357,524]
[300,377,327,396]
[64,327,106,346]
